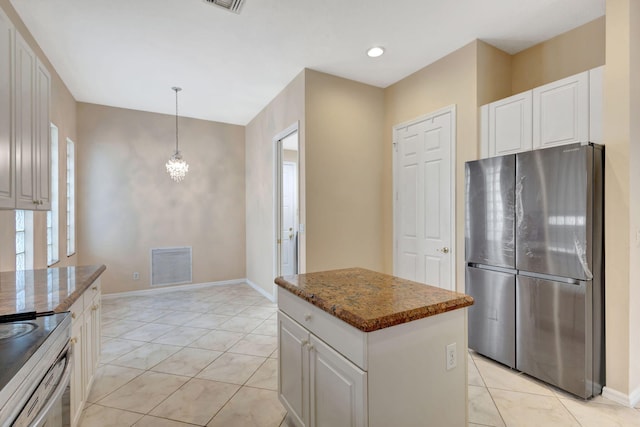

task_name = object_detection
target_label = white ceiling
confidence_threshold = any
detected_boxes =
[10,0,604,125]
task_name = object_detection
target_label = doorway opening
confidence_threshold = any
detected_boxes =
[275,125,300,277]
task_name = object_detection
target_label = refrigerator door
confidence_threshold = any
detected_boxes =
[515,143,594,280]
[465,155,516,269]
[466,266,515,368]
[516,275,592,398]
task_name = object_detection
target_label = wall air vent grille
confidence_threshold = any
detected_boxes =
[204,0,245,14]
[151,247,192,287]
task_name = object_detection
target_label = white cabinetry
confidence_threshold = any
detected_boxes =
[69,279,102,427]
[488,90,533,156]
[0,13,50,210]
[481,68,603,158]
[0,9,14,209]
[532,72,588,149]
[277,288,467,427]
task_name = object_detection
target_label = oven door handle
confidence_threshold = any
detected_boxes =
[31,343,73,427]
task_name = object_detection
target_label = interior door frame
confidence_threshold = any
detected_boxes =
[392,105,456,289]
[273,122,300,280]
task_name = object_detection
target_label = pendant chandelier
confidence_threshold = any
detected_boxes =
[166,86,189,182]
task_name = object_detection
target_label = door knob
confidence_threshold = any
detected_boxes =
[441,247,450,254]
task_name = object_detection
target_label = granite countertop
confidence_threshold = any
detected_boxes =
[275,267,474,332]
[0,265,106,316]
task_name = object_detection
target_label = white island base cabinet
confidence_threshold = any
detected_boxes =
[278,289,468,427]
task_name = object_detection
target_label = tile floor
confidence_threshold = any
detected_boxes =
[80,283,640,427]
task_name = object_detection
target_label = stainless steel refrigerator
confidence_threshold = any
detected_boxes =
[465,142,604,399]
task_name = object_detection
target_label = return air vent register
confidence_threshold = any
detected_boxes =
[203,0,245,14]
[151,247,192,286]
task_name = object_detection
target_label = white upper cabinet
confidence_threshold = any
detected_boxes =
[0,10,14,209]
[35,59,51,210]
[488,90,533,156]
[532,71,589,149]
[481,67,604,158]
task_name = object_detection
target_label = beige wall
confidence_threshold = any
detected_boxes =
[0,0,77,272]
[383,41,479,292]
[305,70,385,273]
[477,41,513,106]
[245,71,305,297]
[511,16,606,93]
[76,103,245,294]
[603,0,640,401]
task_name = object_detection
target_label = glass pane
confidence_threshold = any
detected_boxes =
[15,210,24,232]
[16,253,25,271]
[47,245,52,265]
[47,211,52,228]
[16,232,25,254]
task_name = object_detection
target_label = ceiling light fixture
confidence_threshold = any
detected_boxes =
[367,46,385,58]
[166,87,189,182]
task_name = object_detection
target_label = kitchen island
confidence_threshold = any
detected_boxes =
[275,267,474,427]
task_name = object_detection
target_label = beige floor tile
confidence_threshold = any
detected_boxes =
[151,347,223,377]
[151,311,203,326]
[560,397,640,426]
[150,378,240,425]
[197,352,266,385]
[190,329,245,351]
[79,403,144,426]
[490,388,580,427]
[207,387,286,427]
[121,308,172,323]
[190,313,232,329]
[239,306,277,319]
[212,303,251,316]
[228,333,277,357]
[230,295,270,306]
[474,356,553,396]
[219,316,264,333]
[468,355,485,387]
[109,342,182,370]
[468,385,505,427]
[119,323,176,342]
[152,326,210,346]
[133,415,198,427]
[87,365,145,403]
[251,319,277,336]
[100,338,146,363]
[102,319,147,338]
[97,371,189,414]
[246,359,278,390]
[270,348,278,359]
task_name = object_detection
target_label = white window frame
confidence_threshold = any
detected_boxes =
[66,138,76,256]
[16,210,34,271]
[47,124,59,266]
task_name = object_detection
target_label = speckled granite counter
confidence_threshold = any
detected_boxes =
[0,265,106,316]
[275,267,474,332]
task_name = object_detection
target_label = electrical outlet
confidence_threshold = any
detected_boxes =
[446,343,457,370]
[133,272,140,280]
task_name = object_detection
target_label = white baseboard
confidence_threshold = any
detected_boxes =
[102,278,247,299]
[602,385,640,408]
[245,279,276,303]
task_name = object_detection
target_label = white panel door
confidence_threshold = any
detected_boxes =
[281,161,297,276]
[395,108,454,290]
[489,91,533,156]
[533,71,588,149]
[310,335,367,427]
[0,9,14,209]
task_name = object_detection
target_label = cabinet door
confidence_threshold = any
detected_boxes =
[14,31,36,210]
[35,59,51,210]
[488,91,532,156]
[83,304,94,396]
[278,311,310,427]
[533,72,588,149]
[70,315,84,427]
[0,10,14,209]
[90,295,101,373]
[309,336,367,427]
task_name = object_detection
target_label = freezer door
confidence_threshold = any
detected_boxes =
[466,266,515,368]
[515,144,594,280]
[465,155,516,268]
[516,275,592,398]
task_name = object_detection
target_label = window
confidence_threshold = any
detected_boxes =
[47,124,59,266]
[15,210,34,271]
[66,138,75,256]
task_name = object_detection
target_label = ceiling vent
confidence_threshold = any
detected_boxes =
[204,0,245,14]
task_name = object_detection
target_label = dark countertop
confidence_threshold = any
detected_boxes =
[0,265,106,316]
[275,267,474,332]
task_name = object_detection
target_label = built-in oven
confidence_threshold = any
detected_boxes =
[0,312,72,427]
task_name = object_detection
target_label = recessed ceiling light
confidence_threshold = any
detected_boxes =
[367,46,385,58]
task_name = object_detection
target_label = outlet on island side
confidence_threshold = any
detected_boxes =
[133,272,140,281]
[446,342,457,371]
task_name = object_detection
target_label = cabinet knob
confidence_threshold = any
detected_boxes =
[301,339,309,346]
[92,286,98,291]
[304,314,311,321]
[92,304,98,311]
[70,337,77,345]
[308,344,315,351]
[71,312,76,319]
